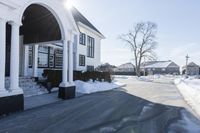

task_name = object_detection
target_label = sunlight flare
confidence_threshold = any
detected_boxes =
[64,0,74,10]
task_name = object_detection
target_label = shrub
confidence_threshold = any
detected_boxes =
[42,70,113,88]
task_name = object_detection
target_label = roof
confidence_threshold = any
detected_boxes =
[118,63,135,69]
[183,62,199,68]
[143,61,179,69]
[71,7,104,37]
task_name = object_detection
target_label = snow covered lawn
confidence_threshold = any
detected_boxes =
[75,80,126,94]
[175,78,200,116]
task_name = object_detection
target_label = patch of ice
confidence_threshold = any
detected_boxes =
[100,127,117,133]
[140,103,155,116]
[153,74,161,79]
[137,76,153,82]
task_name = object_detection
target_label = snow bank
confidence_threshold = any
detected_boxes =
[175,78,200,116]
[74,80,126,94]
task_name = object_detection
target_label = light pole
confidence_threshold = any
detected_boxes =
[185,54,190,78]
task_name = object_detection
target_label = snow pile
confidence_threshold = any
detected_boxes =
[175,78,200,116]
[75,80,126,94]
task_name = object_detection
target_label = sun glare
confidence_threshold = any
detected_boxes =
[64,0,74,10]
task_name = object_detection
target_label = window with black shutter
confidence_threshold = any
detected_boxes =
[79,54,85,66]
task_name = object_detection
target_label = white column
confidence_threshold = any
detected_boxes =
[9,22,22,93]
[68,38,74,85]
[0,19,8,95]
[33,45,38,77]
[59,40,69,87]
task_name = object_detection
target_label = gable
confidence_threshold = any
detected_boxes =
[71,7,104,38]
[167,62,179,68]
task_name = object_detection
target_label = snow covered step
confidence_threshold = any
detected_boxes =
[5,77,48,97]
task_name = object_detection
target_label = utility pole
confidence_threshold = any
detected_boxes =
[185,54,190,78]
[143,57,146,76]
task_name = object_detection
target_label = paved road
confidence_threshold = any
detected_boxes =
[115,76,192,111]
[0,76,200,133]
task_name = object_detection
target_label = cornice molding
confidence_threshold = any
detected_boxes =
[0,0,20,9]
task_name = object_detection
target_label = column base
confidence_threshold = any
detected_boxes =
[0,90,9,97]
[0,94,24,116]
[58,86,76,100]
[9,88,24,96]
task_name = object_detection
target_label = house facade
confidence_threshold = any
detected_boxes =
[141,61,180,75]
[24,7,104,77]
[113,63,135,75]
[0,0,104,115]
[182,62,199,75]
[71,8,104,72]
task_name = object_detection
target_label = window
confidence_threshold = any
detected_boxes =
[49,47,54,68]
[87,65,94,71]
[79,32,86,45]
[79,54,85,66]
[87,36,95,58]
[55,49,63,68]
[38,46,48,68]
[28,46,33,68]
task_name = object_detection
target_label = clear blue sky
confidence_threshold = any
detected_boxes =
[72,0,200,67]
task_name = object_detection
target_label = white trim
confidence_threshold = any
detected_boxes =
[0,0,20,9]
[0,90,23,98]
[24,40,63,46]
[77,22,105,39]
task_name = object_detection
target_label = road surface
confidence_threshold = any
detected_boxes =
[0,76,200,133]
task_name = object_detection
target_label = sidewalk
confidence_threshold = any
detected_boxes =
[24,91,83,110]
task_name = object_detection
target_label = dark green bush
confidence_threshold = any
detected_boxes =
[43,70,112,87]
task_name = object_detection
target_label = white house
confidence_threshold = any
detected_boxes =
[71,8,104,72]
[0,0,104,115]
[182,62,199,75]
[25,7,104,77]
[141,61,180,75]
[113,63,135,72]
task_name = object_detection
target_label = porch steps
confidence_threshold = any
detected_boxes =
[5,77,48,98]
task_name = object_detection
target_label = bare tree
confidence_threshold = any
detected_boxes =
[119,22,158,77]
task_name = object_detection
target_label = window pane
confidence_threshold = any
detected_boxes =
[49,47,54,68]
[28,46,33,67]
[80,33,86,45]
[55,49,63,68]
[79,54,85,66]
[38,52,48,68]
[87,65,94,71]
[87,36,95,58]
[38,46,48,68]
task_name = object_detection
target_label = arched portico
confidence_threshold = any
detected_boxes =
[0,0,78,115]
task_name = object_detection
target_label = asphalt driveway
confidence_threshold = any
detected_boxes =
[0,90,200,133]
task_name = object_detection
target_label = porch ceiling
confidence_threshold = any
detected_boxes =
[20,4,62,45]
